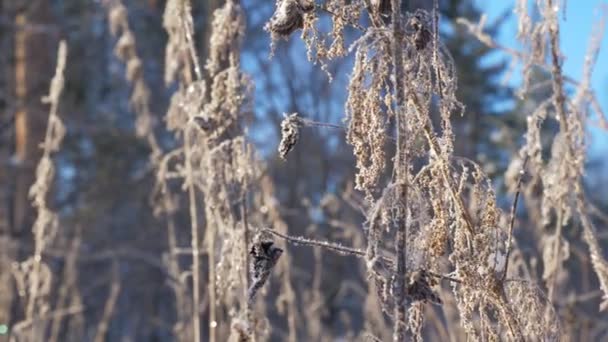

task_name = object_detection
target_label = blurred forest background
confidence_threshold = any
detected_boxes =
[1,0,608,341]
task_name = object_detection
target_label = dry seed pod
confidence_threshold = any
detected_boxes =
[406,269,442,304]
[267,0,306,37]
[371,0,391,16]
[298,0,315,13]
[108,3,127,35]
[248,240,283,304]
[114,31,135,59]
[409,12,431,51]
[414,26,431,51]
[193,116,215,131]
[126,57,142,82]
[278,113,300,160]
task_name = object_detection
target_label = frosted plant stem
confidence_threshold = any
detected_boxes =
[408,93,475,236]
[184,130,204,342]
[179,1,206,339]
[93,259,121,342]
[390,0,408,340]
[49,229,81,342]
[263,229,461,285]
[241,177,255,342]
[501,156,528,282]
[546,0,570,303]
[26,41,67,340]
[263,228,366,256]
[181,1,202,82]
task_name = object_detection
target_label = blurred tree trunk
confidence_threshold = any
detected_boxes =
[0,0,15,330]
[12,1,57,236]
[0,3,11,328]
[0,0,57,329]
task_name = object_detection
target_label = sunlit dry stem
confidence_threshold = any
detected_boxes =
[390,0,408,339]
[107,4,189,336]
[262,228,461,284]
[493,293,525,341]
[241,173,254,341]
[25,41,67,340]
[49,228,81,342]
[11,306,85,334]
[547,1,568,129]
[298,115,398,142]
[93,259,121,342]
[181,0,202,81]
[575,188,608,311]
[184,129,204,342]
[432,0,442,97]
[263,228,365,257]
[407,93,475,236]
[259,179,298,342]
[501,155,528,282]
[459,14,606,129]
[176,1,207,340]
[546,0,570,302]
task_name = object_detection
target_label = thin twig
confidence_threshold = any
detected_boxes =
[546,0,571,302]
[49,227,81,342]
[501,155,529,282]
[263,228,365,257]
[264,228,463,286]
[297,117,345,130]
[426,270,462,284]
[459,16,607,130]
[408,93,475,236]
[181,0,202,82]
[297,115,398,141]
[11,306,85,334]
[24,41,67,340]
[179,1,205,340]
[390,0,408,339]
[93,259,121,342]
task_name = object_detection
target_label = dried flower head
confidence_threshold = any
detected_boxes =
[248,239,283,304]
[411,16,431,51]
[205,1,246,76]
[371,0,391,16]
[162,0,188,85]
[265,0,313,38]
[345,35,391,194]
[108,1,127,35]
[299,0,315,12]
[278,113,301,160]
[406,269,442,305]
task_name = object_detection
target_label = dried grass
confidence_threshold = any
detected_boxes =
[9,1,608,341]
[260,0,608,340]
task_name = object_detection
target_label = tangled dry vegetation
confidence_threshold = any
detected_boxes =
[8,0,608,341]
[267,0,607,341]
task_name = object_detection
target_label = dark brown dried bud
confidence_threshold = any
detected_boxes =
[248,240,283,304]
[193,116,215,131]
[371,0,391,15]
[414,26,431,51]
[267,0,306,37]
[407,269,442,304]
[409,12,432,51]
[298,0,315,13]
[278,113,300,160]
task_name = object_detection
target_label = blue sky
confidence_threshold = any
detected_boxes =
[483,0,608,158]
